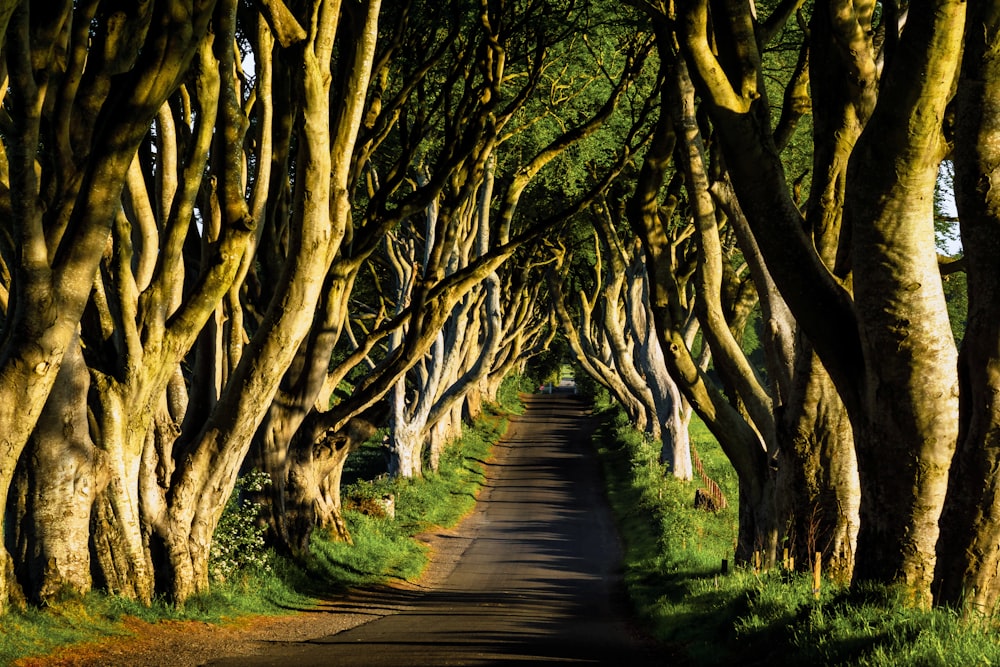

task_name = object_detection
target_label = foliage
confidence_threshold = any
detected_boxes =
[209,471,275,584]
[572,362,613,409]
[943,271,968,347]
[598,405,1000,666]
[523,335,570,388]
[495,372,536,414]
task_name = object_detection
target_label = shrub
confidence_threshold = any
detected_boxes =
[209,470,274,583]
[343,475,397,519]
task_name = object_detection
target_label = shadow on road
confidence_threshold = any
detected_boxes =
[207,394,666,666]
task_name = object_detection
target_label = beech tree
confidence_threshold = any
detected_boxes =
[152,0,383,602]
[9,0,383,604]
[9,0,997,622]
[617,0,862,574]
[549,209,697,482]
[934,3,1000,615]
[0,0,219,611]
[25,0,260,604]
[648,1,984,605]
[245,0,639,544]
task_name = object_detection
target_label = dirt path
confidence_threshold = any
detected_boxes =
[18,395,659,666]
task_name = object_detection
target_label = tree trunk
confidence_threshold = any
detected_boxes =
[934,5,1000,613]
[626,251,692,480]
[776,346,858,580]
[0,0,215,612]
[86,0,261,604]
[844,8,964,600]
[251,262,356,552]
[154,0,382,603]
[11,336,110,602]
[624,49,781,567]
[389,418,425,479]
[284,416,379,549]
[676,2,965,603]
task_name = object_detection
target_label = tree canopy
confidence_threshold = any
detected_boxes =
[0,0,995,620]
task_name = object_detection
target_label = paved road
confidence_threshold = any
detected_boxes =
[208,394,662,666]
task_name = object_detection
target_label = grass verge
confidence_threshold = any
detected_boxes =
[309,409,504,591]
[596,404,1000,666]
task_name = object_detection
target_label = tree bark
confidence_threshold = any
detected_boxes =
[12,334,109,603]
[844,6,963,601]
[626,251,692,480]
[0,0,216,612]
[934,4,1000,613]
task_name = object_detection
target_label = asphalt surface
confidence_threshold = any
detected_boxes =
[206,393,663,666]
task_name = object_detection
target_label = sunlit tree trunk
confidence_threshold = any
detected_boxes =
[153,0,381,603]
[625,45,779,565]
[75,0,265,604]
[841,10,962,601]
[0,0,216,612]
[10,334,109,602]
[676,2,964,601]
[934,5,1000,614]
[625,251,692,480]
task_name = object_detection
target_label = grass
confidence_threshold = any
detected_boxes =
[0,580,309,666]
[595,404,1000,666]
[0,399,511,666]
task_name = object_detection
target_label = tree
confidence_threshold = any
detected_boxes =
[619,0,862,574]
[550,203,695,481]
[671,2,964,603]
[148,0,383,603]
[0,0,219,611]
[933,3,1000,615]
[244,0,656,558]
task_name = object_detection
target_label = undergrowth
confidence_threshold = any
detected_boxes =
[596,404,1000,666]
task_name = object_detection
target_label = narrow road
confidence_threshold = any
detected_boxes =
[208,394,661,666]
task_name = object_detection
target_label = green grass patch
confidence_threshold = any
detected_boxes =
[0,564,320,665]
[598,405,1000,666]
[0,575,311,666]
[495,373,536,415]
